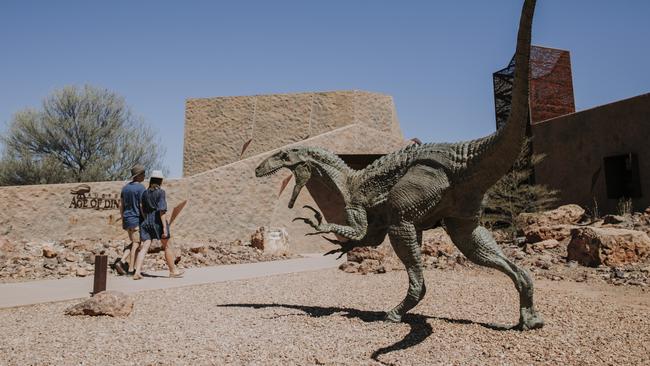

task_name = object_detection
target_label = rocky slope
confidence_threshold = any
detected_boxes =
[340,205,650,287]
[0,237,297,283]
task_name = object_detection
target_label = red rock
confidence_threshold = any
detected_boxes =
[358,259,383,275]
[250,227,265,250]
[532,239,560,251]
[568,227,650,267]
[42,246,57,258]
[65,291,133,317]
[524,224,578,243]
[347,247,384,263]
[188,243,206,254]
[517,204,585,229]
[422,228,456,257]
[338,261,359,273]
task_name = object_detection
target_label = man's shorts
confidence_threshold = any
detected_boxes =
[123,216,140,230]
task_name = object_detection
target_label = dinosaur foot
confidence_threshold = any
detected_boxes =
[515,307,544,331]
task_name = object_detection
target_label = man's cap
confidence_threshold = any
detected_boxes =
[131,164,145,179]
[150,170,164,180]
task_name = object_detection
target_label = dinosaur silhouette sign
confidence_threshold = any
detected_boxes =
[68,184,120,210]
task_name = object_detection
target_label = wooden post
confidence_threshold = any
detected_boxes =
[93,254,108,295]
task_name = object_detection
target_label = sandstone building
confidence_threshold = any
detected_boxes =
[0,90,406,253]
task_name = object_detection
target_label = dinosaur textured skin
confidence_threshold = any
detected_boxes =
[256,0,543,330]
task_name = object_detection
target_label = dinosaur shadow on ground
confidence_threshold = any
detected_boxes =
[218,303,514,362]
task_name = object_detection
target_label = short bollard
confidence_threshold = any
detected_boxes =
[93,254,108,295]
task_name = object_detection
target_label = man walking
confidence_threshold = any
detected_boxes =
[114,164,146,275]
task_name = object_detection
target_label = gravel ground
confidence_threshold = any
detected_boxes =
[1,267,649,365]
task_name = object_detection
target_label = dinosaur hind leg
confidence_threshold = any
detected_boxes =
[384,222,425,322]
[445,217,544,330]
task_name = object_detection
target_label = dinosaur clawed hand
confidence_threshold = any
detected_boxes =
[293,205,326,233]
[322,236,356,259]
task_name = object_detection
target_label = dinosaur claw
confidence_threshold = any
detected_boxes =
[321,236,343,245]
[323,247,349,259]
[302,205,323,224]
[292,217,309,223]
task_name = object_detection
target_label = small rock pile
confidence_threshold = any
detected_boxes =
[0,237,297,283]
[338,204,650,287]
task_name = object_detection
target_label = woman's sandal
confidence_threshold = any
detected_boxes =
[169,270,185,278]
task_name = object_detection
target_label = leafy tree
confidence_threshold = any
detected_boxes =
[0,85,165,185]
[481,137,559,238]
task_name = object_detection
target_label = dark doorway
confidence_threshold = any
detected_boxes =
[603,153,642,199]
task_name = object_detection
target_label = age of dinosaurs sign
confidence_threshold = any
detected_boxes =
[68,184,120,210]
[256,0,543,330]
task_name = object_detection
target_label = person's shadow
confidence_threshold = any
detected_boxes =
[218,303,513,363]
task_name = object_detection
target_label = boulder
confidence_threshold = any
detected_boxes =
[188,243,206,254]
[422,228,456,257]
[65,291,134,317]
[568,227,650,267]
[358,259,385,275]
[250,227,265,250]
[524,224,578,243]
[347,247,384,263]
[338,261,359,273]
[263,228,289,255]
[517,204,585,229]
[42,246,57,258]
[531,239,560,252]
[602,215,629,225]
[249,227,289,254]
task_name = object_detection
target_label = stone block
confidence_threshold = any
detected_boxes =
[568,227,650,267]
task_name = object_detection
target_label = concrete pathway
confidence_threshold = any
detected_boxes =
[0,254,344,309]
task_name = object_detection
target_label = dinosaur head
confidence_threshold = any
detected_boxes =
[256,148,313,209]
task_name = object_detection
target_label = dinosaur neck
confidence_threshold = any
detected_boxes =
[306,150,352,203]
[463,0,535,185]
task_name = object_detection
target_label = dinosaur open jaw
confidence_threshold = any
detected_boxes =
[255,166,282,178]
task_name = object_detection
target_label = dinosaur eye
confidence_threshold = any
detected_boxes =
[279,151,289,160]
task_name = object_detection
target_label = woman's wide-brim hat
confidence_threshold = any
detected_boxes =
[131,164,145,179]
[150,170,164,180]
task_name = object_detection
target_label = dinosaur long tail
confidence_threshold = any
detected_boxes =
[460,0,536,186]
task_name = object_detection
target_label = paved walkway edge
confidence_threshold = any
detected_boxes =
[0,254,344,309]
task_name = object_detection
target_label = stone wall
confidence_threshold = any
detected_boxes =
[183,90,402,176]
[0,123,406,254]
[533,93,650,214]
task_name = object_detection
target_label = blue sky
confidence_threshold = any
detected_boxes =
[1,0,648,178]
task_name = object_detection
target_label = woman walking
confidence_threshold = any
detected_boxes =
[132,170,184,280]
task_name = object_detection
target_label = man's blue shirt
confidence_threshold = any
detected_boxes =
[121,181,145,220]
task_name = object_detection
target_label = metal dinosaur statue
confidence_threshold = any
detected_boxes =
[255,0,543,330]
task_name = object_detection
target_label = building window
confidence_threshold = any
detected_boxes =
[603,153,642,199]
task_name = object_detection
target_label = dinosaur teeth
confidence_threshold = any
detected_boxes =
[260,167,281,177]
